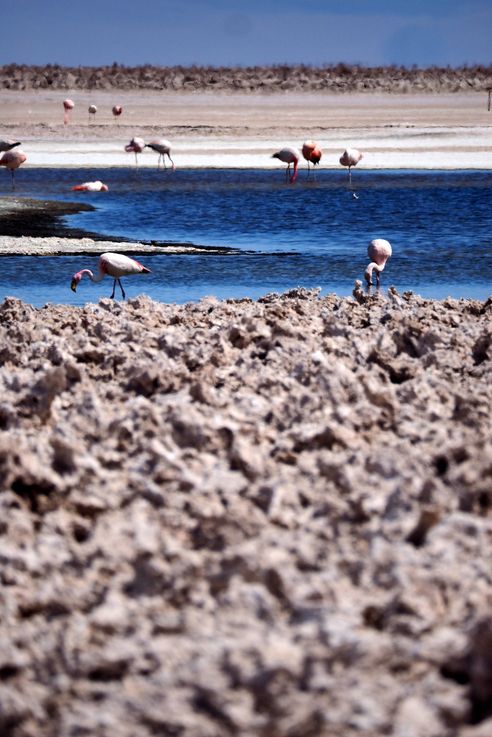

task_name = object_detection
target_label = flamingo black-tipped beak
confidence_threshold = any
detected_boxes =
[70,279,77,292]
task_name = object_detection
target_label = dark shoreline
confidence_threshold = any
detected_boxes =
[0,196,238,254]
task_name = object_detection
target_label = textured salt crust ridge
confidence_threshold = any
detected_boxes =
[0,287,491,736]
[1,63,491,93]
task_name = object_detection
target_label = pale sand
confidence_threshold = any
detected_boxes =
[1,89,492,169]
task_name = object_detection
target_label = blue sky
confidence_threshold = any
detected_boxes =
[1,0,491,68]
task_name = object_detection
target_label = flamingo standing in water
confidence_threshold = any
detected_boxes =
[272,147,300,183]
[0,150,27,189]
[71,180,109,192]
[145,139,175,170]
[125,136,145,166]
[70,252,151,299]
[0,139,21,153]
[63,99,74,125]
[112,105,123,119]
[88,104,97,123]
[340,148,363,186]
[364,239,392,287]
[302,140,323,175]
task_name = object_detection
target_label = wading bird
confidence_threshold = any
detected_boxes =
[339,148,363,185]
[302,140,323,174]
[112,105,123,119]
[125,136,145,166]
[364,239,392,287]
[70,252,151,299]
[63,99,74,125]
[145,139,175,170]
[272,146,300,183]
[0,139,21,152]
[88,104,97,123]
[71,180,109,192]
[0,149,27,189]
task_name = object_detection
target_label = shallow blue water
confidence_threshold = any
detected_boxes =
[2,167,491,306]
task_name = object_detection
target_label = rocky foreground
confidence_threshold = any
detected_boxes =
[1,288,491,737]
[1,63,491,93]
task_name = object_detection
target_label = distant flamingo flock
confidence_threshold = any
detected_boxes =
[1,98,394,294]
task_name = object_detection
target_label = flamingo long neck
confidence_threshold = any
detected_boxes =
[290,161,299,183]
[80,268,105,284]
[364,261,386,283]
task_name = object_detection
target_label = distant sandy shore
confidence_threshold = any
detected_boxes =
[1,89,492,169]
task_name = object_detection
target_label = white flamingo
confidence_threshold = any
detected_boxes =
[364,239,392,287]
[70,252,151,299]
[272,146,300,183]
[145,139,175,170]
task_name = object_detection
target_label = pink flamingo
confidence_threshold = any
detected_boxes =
[0,149,27,189]
[112,105,123,120]
[145,139,175,170]
[71,180,109,192]
[63,99,74,125]
[364,239,392,287]
[88,104,97,123]
[302,140,323,174]
[272,147,300,183]
[125,136,145,166]
[340,148,363,186]
[0,139,21,153]
[70,252,151,299]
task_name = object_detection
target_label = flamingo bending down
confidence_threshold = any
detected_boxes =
[0,139,21,153]
[71,180,109,192]
[63,99,74,125]
[70,252,151,299]
[364,239,392,287]
[340,148,363,185]
[272,147,300,183]
[0,150,27,189]
[145,139,175,170]
[302,140,323,174]
[125,136,145,166]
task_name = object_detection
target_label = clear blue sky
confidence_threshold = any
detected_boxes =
[2,0,491,68]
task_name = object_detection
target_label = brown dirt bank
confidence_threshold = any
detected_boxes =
[1,288,491,737]
[1,63,492,94]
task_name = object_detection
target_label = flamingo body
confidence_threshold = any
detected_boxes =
[340,148,363,169]
[112,105,123,117]
[340,147,363,187]
[70,252,151,299]
[272,146,300,183]
[145,139,175,170]
[0,150,27,189]
[71,180,109,192]
[364,239,392,287]
[302,140,323,171]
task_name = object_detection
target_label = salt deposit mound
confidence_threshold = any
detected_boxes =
[0,288,491,737]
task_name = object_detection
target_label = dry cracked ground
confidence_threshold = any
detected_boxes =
[0,287,491,737]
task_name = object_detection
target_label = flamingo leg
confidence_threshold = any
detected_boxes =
[11,171,15,190]
[118,279,126,299]
[110,280,117,299]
